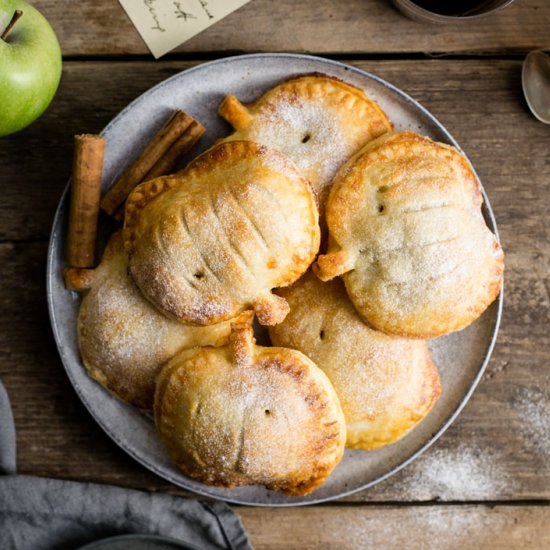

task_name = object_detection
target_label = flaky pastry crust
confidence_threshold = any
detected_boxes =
[154,324,346,496]
[76,232,251,410]
[315,132,504,338]
[270,272,441,450]
[124,140,320,326]
[219,73,392,213]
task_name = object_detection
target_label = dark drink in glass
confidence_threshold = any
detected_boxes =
[409,0,494,16]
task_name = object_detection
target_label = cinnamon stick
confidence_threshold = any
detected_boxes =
[100,110,194,216]
[112,117,205,222]
[64,266,96,291]
[143,120,205,181]
[67,134,105,268]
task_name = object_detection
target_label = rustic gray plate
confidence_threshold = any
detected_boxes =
[47,54,503,507]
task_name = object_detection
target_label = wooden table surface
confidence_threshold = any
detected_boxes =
[2,1,550,548]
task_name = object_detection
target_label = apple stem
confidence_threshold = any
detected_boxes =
[1,9,23,41]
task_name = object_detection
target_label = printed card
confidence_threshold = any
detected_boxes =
[119,0,252,58]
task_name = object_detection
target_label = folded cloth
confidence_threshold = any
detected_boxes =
[0,380,252,550]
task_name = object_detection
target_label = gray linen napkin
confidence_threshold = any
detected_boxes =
[0,380,252,550]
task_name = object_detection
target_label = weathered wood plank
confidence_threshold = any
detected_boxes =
[33,0,550,56]
[1,59,549,502]
[237,505,550,549]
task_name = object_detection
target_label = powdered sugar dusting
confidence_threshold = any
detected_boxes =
[333,504,507,550]
[400,444,513,500]
[246,98,349,192]
[410,507,507,550]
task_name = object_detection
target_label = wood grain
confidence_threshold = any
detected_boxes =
[33,0,550,57]
[1,59,549,502]
[237,505,550,549]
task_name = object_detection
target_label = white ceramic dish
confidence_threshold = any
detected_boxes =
[47,53,503,506]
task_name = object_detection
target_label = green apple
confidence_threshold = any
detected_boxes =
[0,0,62,137]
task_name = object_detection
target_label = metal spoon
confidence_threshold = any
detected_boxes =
[522,50,550,124]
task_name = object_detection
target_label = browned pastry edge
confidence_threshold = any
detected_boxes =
[123,175,181,257]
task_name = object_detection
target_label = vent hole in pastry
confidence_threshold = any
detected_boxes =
[194,271,205,280]
[319,330,325,340]
[264,409,271,416]
[301,133,311,144]
[378,205,385,213]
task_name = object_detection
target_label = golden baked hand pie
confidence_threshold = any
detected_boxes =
[124,140,320,327]
[269,272,441,450]
[69,233,250,410]
[315,132,504,338]
[154,323,346,496]
[218,74,392,212]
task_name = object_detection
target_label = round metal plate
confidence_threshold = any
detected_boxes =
[47,53,503,507]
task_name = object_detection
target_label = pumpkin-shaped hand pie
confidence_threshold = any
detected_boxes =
[154,323,346,496]
[315,132,504,339]
[67,233,251,411]
[218,74,392,213]
[124,140,320,327]
[269,272,441,450]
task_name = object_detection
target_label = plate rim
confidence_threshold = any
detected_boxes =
[46,52,504,507]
